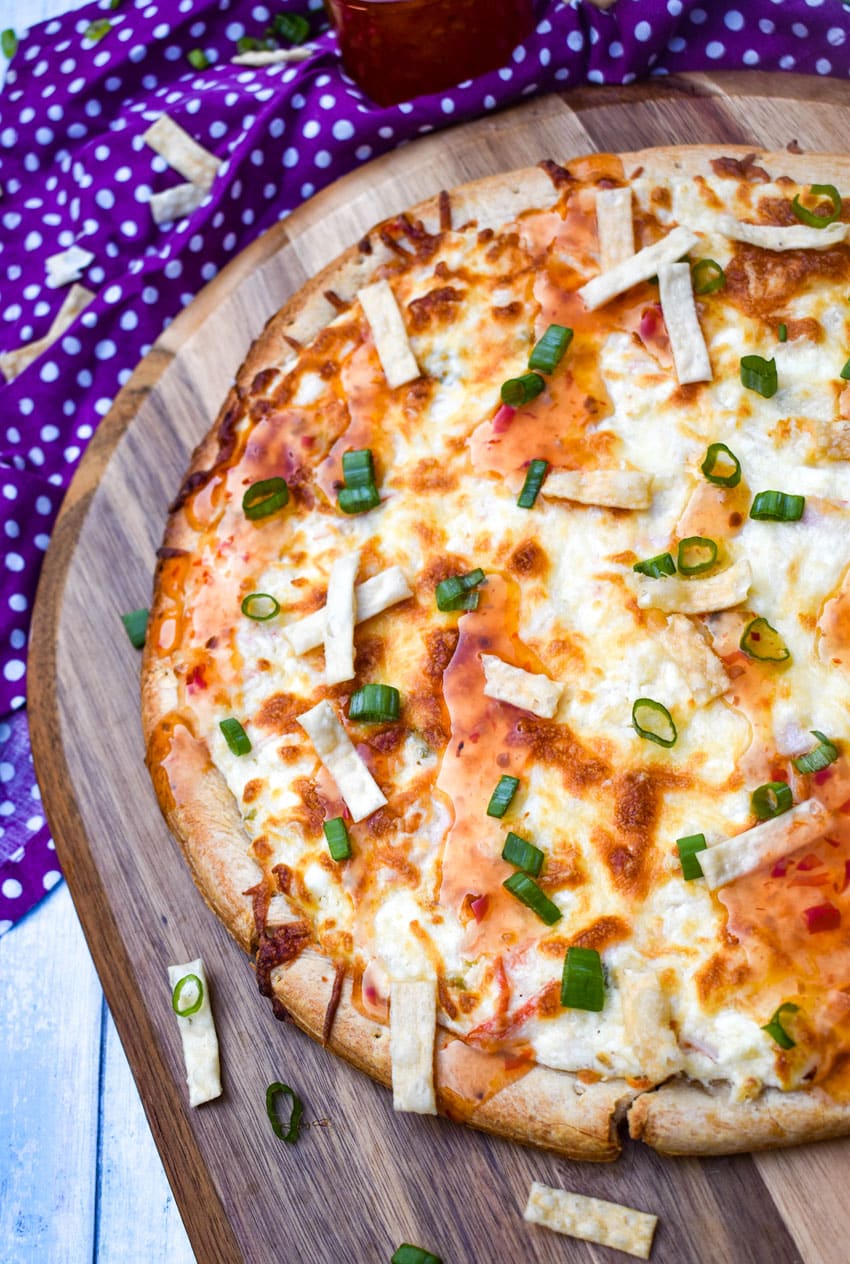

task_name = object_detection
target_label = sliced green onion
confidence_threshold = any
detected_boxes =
[84,19,112,41]
[341,448,375,489]
[220,717,251,756]
[391,1246,443,1264]
[486,774,520,819]
[269,12,311,43]
[528,324,573,374]
[121,607,149,649]
[243,477,289,520]
[749,490,804,522]
[751,781,793,820]
[691,258,725,295]
[761,1002,800,1051]
[349,683,400,723]
[109,0,122,7]
[1,29,17,58]
[241,592,280,621]
[435,568,485,612]
[171,973,204,1017]
[188,48,211,69]
[700,442,741,488]
[778,323,788,343]
[676,833,707,881]
[338,484,380,514]
[500,371,545,408]
[517,458,548,509]
[632,552,676,579]
[323,817,351,862]
[502,872,561,925]
[740,354,778,398]
[632,698,677,748]
[791,184,842,229]
[265,1082,303,1143]
[561,946,605,1012]
[237,36,266,52]
[793,730,840,775]
[501,831,544,877]
[676,536,718,576]
[841,356,850,381]
[739,616,790,663]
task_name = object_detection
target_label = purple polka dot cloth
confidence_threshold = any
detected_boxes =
[1,0,848,934]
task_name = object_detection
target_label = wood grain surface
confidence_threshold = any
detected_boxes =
[29,75,850,1264]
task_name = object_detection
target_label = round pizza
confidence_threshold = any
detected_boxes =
[143,144,850,1161]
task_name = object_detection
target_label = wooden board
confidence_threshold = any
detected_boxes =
[29,75,850,1264]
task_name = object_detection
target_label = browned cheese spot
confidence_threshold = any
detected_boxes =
[242,778,264,805]
[292,777,328,836]
[508,538,549,579]
[255,691,304,735]
[711,153,771,183]
[724,243,850,321]
[407,457,459,494]
[695,951,751,1009]
[407,285,465,332]
[569,915,631,952]
[507,716,610,793]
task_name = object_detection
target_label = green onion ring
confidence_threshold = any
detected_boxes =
[793,731,840,775]
[632,552,676,579]
[791,184,842,229]
[751,781,793,821]
[171,973,204,1017]
[265,1082,303,1143]
[676,536,718,576]
[240,592,280,621]
[761,1002,800,1050]
[676,833,707,881]
[242,477,289,520]
[691,258,726,295]
[700,442,742,488]
[632,698,677,748]
[740,354,778,398]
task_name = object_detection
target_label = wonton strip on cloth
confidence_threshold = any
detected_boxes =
[0,0,847,929]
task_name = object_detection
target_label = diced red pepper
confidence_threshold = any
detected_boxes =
[470,895,489,922]
[797,853,823,871]
[841,860,850,894]
[492,404,515,434]
[803,902,841,933]
[771,857,790,879]
[814,768,834,785]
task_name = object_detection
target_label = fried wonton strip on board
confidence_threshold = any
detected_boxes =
[167,958,222,1107]
[523,1182,658,1260]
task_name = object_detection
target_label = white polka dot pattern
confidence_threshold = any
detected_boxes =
[0,0,847,934]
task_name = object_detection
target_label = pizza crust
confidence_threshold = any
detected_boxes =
[142,144,850,1160]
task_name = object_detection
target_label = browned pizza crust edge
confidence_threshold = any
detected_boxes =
[142,145,850,1159]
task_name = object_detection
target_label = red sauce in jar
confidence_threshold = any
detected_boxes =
[324,0,535,106]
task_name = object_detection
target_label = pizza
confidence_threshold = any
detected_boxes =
[143,143,850,1161]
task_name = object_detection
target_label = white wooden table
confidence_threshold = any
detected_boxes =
[0,2,193,1259]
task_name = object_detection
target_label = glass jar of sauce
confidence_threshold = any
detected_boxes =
[324,0,535,107]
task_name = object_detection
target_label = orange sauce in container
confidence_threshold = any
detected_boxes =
[324,0,535,106]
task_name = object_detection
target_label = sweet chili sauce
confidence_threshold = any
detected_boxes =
[324,0,535,107]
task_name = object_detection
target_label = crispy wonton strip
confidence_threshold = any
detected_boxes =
[390,979,437,1115]
[297,700,386,822]
[481,653,563,719]
[0,284,94,382]
[595,186,634,271]
[717,214,850,252]
[578,224,699,312]
[524,1182,658,1260]
[232,48,312,65]
[357,279,420,389]
[635,558,751,615]
[699,798,831,890]
[544,469,652,509]
[658,613,728,706]
[166,958,222,1107]
[45,244,95,289]
[143,115,220,191]
[323,550,359,686]
[149,182,207,226]
[284,566,412,655]
[658,262,712,384]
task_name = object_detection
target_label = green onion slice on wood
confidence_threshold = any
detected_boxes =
[761,1002,800,1050]
[751,782,793,820]
[220,717,251,756]
[632,698,677,748]
[349,683,400,723]
[501,831,544,877]
[791,184,842,228]
[677,536,718,576]
[633,552,675,579]
[243,477,289,520]
[749,490,804,522]
[391,1246,443,1264]
[528,324,573,374]
[500,371,545,408]
[487,774,519,818]
[561,946,605,1011]
[502,872,561,925]
[171,973,204,1017]
[793,731,840,775]
[517,458,549,509]
[265,1082,303,1143]
[676,833,707,881]
[691,258,725,295]
[700,442,741,488]
[323,817,352,861]
[241,592,280,621]
[740,354,778,398]
[121,607,149,649]
[739,616,790,663]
